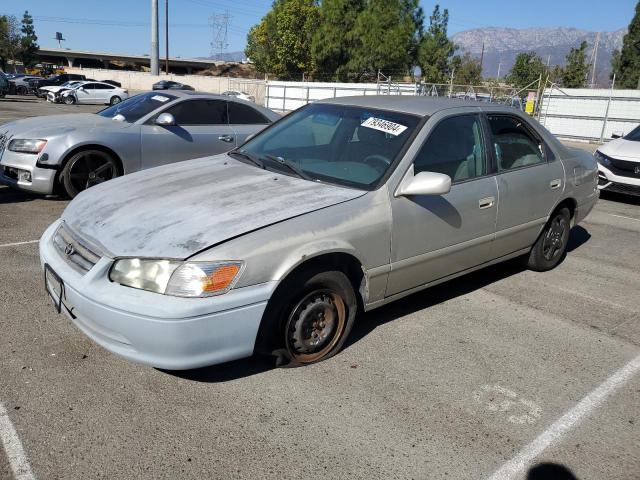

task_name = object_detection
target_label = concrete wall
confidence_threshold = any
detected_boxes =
[66,67,233,94]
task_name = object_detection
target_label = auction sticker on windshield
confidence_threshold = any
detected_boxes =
[361,117,408,136]
[151,95,170,102]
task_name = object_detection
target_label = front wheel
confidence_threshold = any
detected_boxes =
[262,270,357,366]
[59,149,119,198]
[525,207,571,271]
[63,95,76,105]
[16,85,27,95]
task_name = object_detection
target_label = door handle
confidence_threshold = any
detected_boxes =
[479,196,495,209]
[550,179,562,189]
[218,135,234,143]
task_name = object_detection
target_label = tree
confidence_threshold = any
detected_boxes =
[346,0,422,79]
[245,0,320,79]
[311,0,365,81]
[613,0,640,88]
[560,41,589,87]
[0,15,21,72]
[19,10,39,68]
[505,52,545,88]
[418,5,456,83]
[450,52,482,85]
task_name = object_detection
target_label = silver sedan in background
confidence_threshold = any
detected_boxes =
[0,91,280,197]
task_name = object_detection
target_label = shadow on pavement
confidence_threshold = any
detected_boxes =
[566,225,591,252]
[0,185,65,204]
[600,190,640,206]
[162,355,273,383]
[527,462,579,479]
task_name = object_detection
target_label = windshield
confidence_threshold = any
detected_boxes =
[97,92,177,123]
[623,125,640,141]
[237,103,421,190]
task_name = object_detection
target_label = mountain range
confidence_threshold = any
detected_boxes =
[452,27,626,86]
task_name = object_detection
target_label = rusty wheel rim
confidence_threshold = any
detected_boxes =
[286,289,346,364]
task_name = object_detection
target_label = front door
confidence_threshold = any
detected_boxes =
[387,113,498,296]
[140,99,236,169]
[486,114,565,256]
[74,83,96,104]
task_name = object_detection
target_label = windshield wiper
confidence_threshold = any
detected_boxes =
[261,154,313,181]
[228,150,264,169]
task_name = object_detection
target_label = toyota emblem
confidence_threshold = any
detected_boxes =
[635,165,640,175]
[64,243,75,256]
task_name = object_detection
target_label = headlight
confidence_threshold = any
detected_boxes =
[109,259,243,297]
[594,150,611,167]
[8,138,47,154]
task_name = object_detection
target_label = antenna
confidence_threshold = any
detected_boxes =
[590,32,601,88]
[210,10,230,59]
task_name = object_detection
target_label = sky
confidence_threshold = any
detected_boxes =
[1,0,637,59]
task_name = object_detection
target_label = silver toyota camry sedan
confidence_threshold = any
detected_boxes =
[0,91,280,197]
[39,96,599,369]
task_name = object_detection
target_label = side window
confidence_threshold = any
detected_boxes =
[414,114,486,182]
[227,102,269,124]
[488,115,545,171]
[94,84,114,90]
[82,83,96,90]
[165,100,227,125]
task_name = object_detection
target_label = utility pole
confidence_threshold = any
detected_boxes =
[479,41,485,76]
[150,0,159,75]
[497,61,502,80]
[590,32,601,87]
[165,0,169,74]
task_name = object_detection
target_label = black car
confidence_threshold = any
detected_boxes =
[102,79,122,88]
[34,73,87,97]
[152,80,194,91]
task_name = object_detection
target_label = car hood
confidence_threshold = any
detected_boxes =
[0,113,129,138]
[61,155,367,259]
[599,138,640,162]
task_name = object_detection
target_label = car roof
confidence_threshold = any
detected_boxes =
[318,95,520,117]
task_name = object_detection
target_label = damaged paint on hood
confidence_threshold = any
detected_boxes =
[62,155,366,259]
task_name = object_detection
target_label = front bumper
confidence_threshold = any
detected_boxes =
[39,221,276,370]
[597,164,640,196]
[0,149,57,194]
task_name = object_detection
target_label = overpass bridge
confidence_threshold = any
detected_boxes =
[38,48,225,74]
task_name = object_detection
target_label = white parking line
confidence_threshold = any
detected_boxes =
[607,213,640,223]
[0,402,36,480]
[487,353,640,480]
[0,240,39,248]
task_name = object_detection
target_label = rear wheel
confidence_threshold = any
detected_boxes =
[109,96,122,105]
[59,149,119,198]
[261,269,357,366]
[16,85,27,95]
[526,207,571,271]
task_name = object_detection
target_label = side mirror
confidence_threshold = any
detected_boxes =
[155,112,176,126]
[611,132,622,139]
[396,170,451,197]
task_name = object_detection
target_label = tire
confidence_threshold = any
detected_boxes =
[59,149,119,198]
[259,269,357,366]
[16,85,27,95]
[109,96,122,105]
[525,207,571,272]
[63,95,76,105]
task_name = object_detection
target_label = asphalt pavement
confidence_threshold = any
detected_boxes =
[0,96,639,480]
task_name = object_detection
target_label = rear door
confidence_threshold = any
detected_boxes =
[92,83,115,103]
[140,98,235,169]
[227,100,272,145]
[486,113,565,256]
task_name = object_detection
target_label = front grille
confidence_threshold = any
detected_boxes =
[608,158,640,179]
[0,132,8,157]
[53,224,101,274]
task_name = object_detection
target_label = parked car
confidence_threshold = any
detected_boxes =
[0,70,9,97]
[12,75,42,95]
[37,96,599,370]
[221,90,255,102]
[595,125,640,196]
[0,91,279,198]
[34,73,87,97]
[41,80,87,100]
[56,81,129,105]
[153,80,194,91]
[102,80,122,88]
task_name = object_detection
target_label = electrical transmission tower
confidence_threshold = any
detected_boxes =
[210,11,230,59]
